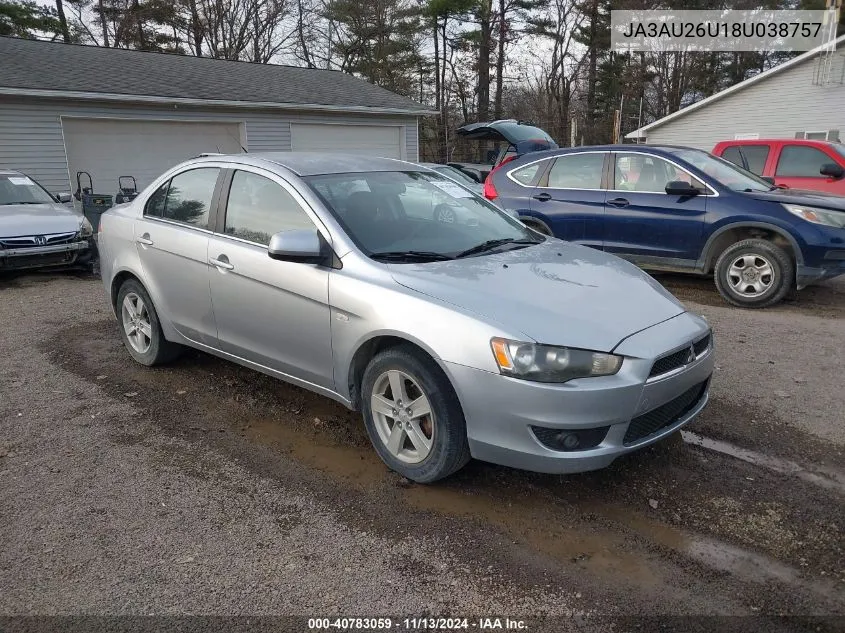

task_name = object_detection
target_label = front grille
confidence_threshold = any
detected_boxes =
[624,379,709,445]
[0,251,75,269]
[648,332,712,378]
[693,332,711,356]
[0,232,78,249]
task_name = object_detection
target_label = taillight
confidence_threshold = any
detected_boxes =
[483,154,519,201]
[483,174,498,200]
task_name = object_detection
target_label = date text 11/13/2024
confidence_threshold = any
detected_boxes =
[307,617,528,630]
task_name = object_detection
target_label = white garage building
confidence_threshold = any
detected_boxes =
[0,37,430,200]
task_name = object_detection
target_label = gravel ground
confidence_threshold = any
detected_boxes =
[0,271,843,632]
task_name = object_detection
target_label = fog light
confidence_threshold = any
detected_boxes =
[558,432,580,449]
[530,425,610,452]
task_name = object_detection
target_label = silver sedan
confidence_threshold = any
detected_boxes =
[98,153,714,483]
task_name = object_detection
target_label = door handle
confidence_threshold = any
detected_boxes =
[532,192,552,202]
[606,197,630,208]
[209,256,234,271]
[136,234,153,246]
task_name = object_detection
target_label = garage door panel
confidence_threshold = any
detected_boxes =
[62,118,243,199]
[291,123,402,159]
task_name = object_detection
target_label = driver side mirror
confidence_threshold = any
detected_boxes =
[55,192,72,204]
[665,180,700,196]
[820,162,845,179]
[268,228,326,265]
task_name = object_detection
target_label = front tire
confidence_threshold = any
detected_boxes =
[116,279,182,366]
[361,345,470,483]
[713,239,794,308]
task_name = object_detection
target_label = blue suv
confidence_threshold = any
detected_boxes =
[486,145,845,308]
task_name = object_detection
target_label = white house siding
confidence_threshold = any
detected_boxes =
[0,97,420,194]
[641,55,845,150]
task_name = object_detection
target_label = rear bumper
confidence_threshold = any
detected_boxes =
[444,312,714,474]
[0,239,93,270]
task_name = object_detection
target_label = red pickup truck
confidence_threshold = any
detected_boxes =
[712,139,845,195]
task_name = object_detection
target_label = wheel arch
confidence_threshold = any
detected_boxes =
[345,333,448,411]
[698,222,804,273]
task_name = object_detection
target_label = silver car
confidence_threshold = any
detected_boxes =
[1,170,95,272]
[98,153,714,483]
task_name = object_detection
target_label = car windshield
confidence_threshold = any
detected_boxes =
[305,171,538,261]
[0,174,56,206]
[432,165,478,186]
[667,148,774,192]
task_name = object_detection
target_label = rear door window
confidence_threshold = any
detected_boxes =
[776,146,831,178]
[720,146,744,169]
[740,145,769,174]
[545,153,605,189]
[151,168,220,229]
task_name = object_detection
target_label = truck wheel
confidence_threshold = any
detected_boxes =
[713,239,794,308]
[361,345,470,483]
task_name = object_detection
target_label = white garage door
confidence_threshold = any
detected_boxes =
[62,118,244,198]
[291,123,403,159]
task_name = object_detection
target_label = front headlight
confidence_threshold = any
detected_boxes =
[79,217,94,237]
[490,337,622,383]
[783,204,845,229]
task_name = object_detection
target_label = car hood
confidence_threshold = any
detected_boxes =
[0,203,84,237]
[390,240,686,352]
[743,188,845,211]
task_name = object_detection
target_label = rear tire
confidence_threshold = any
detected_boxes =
[713,239,793,308]
[361,345,470,483]
[116,279,182,366]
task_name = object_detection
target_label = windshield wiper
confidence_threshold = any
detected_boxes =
[455,237,539,259]
[370,250,454,262]
[0,201,45,205]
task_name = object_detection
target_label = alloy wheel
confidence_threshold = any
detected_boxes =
[727,253,774,298]
[121,292,152,354]
[370,370,435,464]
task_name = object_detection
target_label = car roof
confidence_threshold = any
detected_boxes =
[193,152,421,177]
[0,169,24,176]
[715,138,842,147]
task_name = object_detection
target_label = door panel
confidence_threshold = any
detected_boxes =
[134,168,220,345]
[208,169,334,389]
[774,144,844,193]
[529,152,607,248]
[603,153,706,262]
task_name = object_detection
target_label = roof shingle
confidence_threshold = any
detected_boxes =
[0,36,430,114]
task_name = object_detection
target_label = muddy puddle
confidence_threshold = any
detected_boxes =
[46,321,845,616]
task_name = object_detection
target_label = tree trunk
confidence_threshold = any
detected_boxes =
[493,0,505,119]
[55,0,70,43]
[433,17,440,113]
[187,0,203,56]
[585,0,598,143]
[477,0,492,122]
[98,0,110,46]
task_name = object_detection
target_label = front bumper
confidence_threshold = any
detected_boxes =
[0,239,93,271]
[445,312,714,474]
[797,259,845,289]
